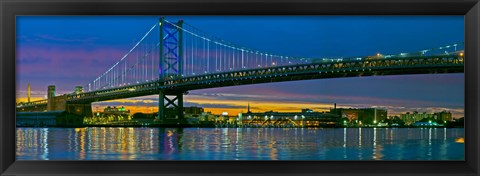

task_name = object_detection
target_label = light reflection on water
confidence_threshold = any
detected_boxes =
[16,127,464,160]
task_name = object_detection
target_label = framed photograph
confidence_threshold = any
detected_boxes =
[1,0,479,176]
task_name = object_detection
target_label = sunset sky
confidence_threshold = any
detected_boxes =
[16,16,465,117]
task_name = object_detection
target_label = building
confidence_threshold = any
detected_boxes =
[104,106,130,116]
[400,111,434,125]
[330,106,387,125]
[241,108,340,127]
[184,106,204,115]
[359,108,387,125]
[435,111,453,122]
[400,111,452,125]
[400,111,453,126]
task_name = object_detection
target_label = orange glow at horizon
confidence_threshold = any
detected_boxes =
[17,95,464,118]
[16,97,44,103]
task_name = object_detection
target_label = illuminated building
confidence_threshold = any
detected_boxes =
[241,107,340,127]
[184,106,204,115]
[329,105,387,125]
[400,111,433,125]
[434,111,453,122]
[104,106,130,116]
[401,111,452,125]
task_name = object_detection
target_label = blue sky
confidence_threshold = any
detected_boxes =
[16,16,465,117]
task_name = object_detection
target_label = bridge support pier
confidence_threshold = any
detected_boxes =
[156,90,186,125]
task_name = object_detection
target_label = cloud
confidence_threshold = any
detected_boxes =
[184,102,246,109]
[187,90,459,109]
[16,45,129,91]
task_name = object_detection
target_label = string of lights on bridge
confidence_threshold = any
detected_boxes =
[86,18,464,92]
[86,19,313,91]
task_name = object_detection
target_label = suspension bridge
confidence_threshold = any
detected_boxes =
[17,17,465,125]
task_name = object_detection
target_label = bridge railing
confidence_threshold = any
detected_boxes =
[311,42,464,64]
[66,53,463,103]
[161,54,464,87]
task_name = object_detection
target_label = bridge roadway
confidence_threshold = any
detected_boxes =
[67,54,463,103]
[18,54,464,107]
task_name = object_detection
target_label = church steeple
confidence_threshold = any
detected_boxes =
[247,102,251,113]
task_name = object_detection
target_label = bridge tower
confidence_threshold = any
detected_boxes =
[47,85,56,111]
[157,17,186,125]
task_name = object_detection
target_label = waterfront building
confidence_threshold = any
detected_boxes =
[435,111,453,122]
[240,108,340,127]
[400,111,452,125]
[184,106,204,115]
[330,106,387,125]
[184,107,216,125]
[104,106,130,116]
[400,111,433,125]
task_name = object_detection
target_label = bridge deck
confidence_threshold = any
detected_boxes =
[65,54,463,103]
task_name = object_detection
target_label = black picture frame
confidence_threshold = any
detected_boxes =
[1,0,479,175]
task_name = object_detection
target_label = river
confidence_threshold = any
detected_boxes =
[16,127,464,160]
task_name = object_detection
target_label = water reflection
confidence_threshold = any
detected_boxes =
[16,127,464,160]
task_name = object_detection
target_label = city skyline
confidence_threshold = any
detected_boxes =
[16,16,465,118]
